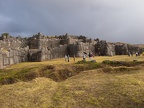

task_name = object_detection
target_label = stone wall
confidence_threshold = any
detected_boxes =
[0,32,144,69]
[68,42,95,57]
[27,44,68,62]
[0,48,29,69]
[0,35,28,49]
[114,43,142,55]
[107,43,115,56]
[95,40,107,56]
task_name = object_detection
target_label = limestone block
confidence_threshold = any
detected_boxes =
[55,47,58,53]
[3,56,9,66]
[54,53,56,58]
[18,51,22,56]
[21,56,26,62]
[41,55,46,61]
[47,55,50,60]
[3,50,10,57]
[19,56,23,63]
[50,54,53,59]
[0,53,3,69]
[9,57,14,65]
[52,49,54,53]
[14,56,19,64]
[53,48,56,53]
[48,50,51,54]
[13,50,17,56]
[44,55,48,60]
[76,45,82,51]
[9,50,14,57]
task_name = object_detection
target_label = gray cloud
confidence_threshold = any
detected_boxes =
[0,0,144,44]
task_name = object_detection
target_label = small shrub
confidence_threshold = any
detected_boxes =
[0,77,16,85]
[77,60,87,64]
[85,63,102,70]
[42,65,55,70]
[102,60,111,64]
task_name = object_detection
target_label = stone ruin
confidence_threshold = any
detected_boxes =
[0,32,143,69]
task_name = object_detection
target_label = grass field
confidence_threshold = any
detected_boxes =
[0,55,144,108]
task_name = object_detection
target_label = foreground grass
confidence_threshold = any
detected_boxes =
[0,68,144,108]
[0,55,144,108]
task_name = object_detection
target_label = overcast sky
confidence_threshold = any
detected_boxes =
[0,0,144,44]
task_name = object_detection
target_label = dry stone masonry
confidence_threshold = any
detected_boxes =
[0,32,143,69]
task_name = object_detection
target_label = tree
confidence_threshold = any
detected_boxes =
[1,33,9,37]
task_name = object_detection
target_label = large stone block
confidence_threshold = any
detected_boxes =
[18,51,22,56]
[41,54,46,61]
[9,50,14,57]
[23,56,28,62]
[9,57,14,65]
[3,56,9,66]
[13,50,18,56]
[14,56,19,64]
[0,53,3,69]
[47,55,50,60]
[76,45,82,51]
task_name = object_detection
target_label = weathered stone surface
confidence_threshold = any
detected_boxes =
[9,57,14,65]
[9,49,14,57]
[3,55,9,65]
[14,56,19,64]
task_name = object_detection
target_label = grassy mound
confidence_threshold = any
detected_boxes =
[0,61,101,84]
[0,60,143,85]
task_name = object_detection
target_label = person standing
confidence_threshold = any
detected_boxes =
[73,55,76,61]
[88,52,91,61]
[68,55,70,62]
[65,55,67,62]
[83,52,87,61]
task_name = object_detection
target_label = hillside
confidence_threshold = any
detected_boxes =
[0,56,144,108]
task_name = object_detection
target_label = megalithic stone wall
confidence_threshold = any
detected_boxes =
[95,40,108,56]
[107,43,116,56]
[89,44,96,55]
[29,44,68,62]
[68,44,77,57]
[68,42,85,57]
[115,44,128,55]
[0,32,144,69]
[68,42,96,57]
[0,48,29,69]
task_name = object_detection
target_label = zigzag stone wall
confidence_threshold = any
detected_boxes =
[0,32,143,69]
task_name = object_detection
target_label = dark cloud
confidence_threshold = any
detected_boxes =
[0,0,144,44]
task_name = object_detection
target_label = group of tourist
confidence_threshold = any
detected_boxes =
[65,55,70,62]
[64,52,94,62]
[128,52,140,57]
[83,52,94,61]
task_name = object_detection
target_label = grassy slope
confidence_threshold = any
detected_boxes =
[0,55,144,108]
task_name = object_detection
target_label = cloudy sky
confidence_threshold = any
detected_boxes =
[0,0,144,44]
